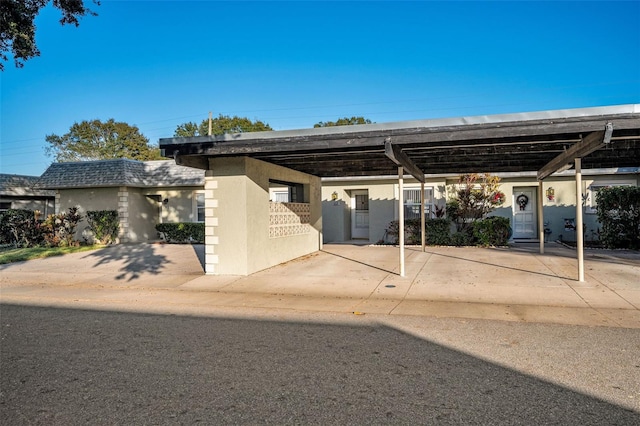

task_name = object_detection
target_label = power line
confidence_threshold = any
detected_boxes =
[1,80,638,144]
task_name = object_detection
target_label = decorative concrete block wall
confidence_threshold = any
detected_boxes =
[269,202,310,238]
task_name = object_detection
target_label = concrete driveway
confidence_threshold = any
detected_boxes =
[1,242,639,328]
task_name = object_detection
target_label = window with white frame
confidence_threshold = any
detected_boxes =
[269,187,290,202]
[403,186,435,219]
[585,182,633,214]
[194,192,205,222]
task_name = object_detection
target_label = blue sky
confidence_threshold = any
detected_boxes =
[1,0,639,176]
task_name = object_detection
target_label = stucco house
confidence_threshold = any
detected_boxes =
[6,105,638,278]
[25,159,638,248]
[35,159,205,243]
[0,174,55,214]
[320,168,639,244]
[158,104,639,278]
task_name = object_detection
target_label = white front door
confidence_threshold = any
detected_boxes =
[512,187,537,239]
[351,190,369,239]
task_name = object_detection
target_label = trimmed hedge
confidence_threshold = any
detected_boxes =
[384,216,511,247]
[156,223,205,244]
[385,218,452,245]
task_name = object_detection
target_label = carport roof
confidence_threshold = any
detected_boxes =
[159,104,640,178]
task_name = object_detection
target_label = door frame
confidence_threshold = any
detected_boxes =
[350,190,369,240]
[512,186,538,239]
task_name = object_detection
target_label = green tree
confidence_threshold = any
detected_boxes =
[314,116,372,128]
[1,0,99,70]
[174,114,272,137]
[45,119,162,162]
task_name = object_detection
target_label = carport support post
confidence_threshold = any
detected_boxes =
[421,181,426,252]
[398,166,405,277]
[575,158,585,282]
[537,181,545,254]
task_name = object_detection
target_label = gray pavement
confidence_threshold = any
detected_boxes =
[1,242,639,328]
[3,304,640,424]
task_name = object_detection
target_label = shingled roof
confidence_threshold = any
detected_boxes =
[35,159,204,189]
[0,174,55,197]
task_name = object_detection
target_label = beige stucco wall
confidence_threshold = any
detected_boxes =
[321,177,447,243]
[538,173,639,242]
[56,186,203,244]
[321,180,395,243]
[322,172,638,244]
[143,187,202,223]
[1,198,54,216]
[56,187,120,243]
[126,189,161,243]
[208,157,322,275]
[486,174,638,241]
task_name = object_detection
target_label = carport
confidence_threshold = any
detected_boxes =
[160,104,640,280]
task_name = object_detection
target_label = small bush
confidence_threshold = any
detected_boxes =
[156,223,205,244]
[86,210,120,244]
[472,216,512,246]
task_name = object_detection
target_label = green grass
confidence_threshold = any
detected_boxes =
[0,245,102,264]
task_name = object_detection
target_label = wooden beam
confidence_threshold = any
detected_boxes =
[537,123,613,180]
[384,139,425,183]
[174,153,209,170]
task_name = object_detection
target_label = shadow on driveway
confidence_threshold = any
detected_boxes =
[80,244,204,282]
[82,244,170,281]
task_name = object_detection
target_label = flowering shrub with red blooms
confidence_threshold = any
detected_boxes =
[448,173,506,233]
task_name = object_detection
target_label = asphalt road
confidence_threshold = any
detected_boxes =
[1,304,639,425]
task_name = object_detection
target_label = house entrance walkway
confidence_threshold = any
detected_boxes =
[1,242,638,328]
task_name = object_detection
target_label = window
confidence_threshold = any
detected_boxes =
[269,179,306,203]
[270,187,290,202]
[586,182,633,214]
[195,192,205,222]
[0,202,11,212]
[403,187,435,219]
